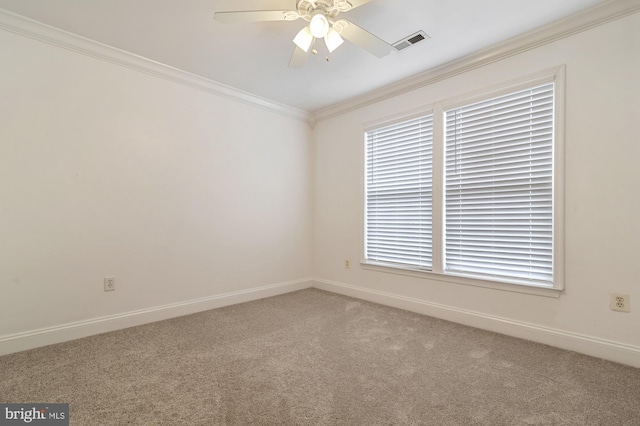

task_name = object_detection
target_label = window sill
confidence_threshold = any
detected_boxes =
[360,261,562,298]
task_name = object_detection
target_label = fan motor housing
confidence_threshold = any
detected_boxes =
[297,0,347,20]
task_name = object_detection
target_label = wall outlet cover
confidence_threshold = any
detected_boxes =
[104,277,116,292]
[610,293,630,312]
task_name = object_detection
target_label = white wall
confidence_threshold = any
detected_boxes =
[0,29,312,340]
[1,8,638,367]
[313,13,640,363]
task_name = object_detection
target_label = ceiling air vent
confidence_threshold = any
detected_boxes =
[392,31,430,51]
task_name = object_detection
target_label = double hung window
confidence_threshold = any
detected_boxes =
[365,115,434,269]
[364,75,562,290]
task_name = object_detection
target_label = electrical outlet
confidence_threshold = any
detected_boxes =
[610,293,630,312]
[345,259,351,269]
[104,277,116,292]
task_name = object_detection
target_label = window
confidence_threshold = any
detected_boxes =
[365,115,434,268]
[364,73,562,292]
[445,84,554,283]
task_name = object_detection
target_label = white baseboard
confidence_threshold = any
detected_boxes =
[5,277,638,368]
[0,278,313,356]
[312,278,640,368]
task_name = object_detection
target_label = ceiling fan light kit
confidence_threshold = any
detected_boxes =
[214,0,394,68]
[309,12,330,38]
[325,27,344,53]
[293,26,314,52]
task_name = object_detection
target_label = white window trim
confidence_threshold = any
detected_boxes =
[361,66,565,298]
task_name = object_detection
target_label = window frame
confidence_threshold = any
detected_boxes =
[361,66,565,298]
[364,111,435,270]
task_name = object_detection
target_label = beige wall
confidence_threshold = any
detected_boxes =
[312,13,640,357]
[0,30,313,337]
[1,9,638,366]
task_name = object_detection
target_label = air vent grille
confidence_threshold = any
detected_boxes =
[393,31,430,51]
[407,33,426,44]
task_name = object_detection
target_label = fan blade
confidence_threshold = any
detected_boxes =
[214,10,299,23]
[288,46,309,68]
[337,20,393,58]
[343,0,374,10]
[244,0,294,8]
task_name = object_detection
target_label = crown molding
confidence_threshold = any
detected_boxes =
[2,1,637,126]
[0,8,313,124]
[313,0,640,122]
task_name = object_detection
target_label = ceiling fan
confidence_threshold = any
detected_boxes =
[214,0,393,68]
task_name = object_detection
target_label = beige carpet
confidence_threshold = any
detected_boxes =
[1,288,639,425]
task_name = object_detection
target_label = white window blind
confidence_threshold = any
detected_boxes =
[365,114,433,269]
[444,83,554,284]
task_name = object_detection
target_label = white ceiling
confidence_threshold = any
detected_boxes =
[0,0,606,112]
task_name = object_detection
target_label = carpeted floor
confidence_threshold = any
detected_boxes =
[1,288,639,425]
